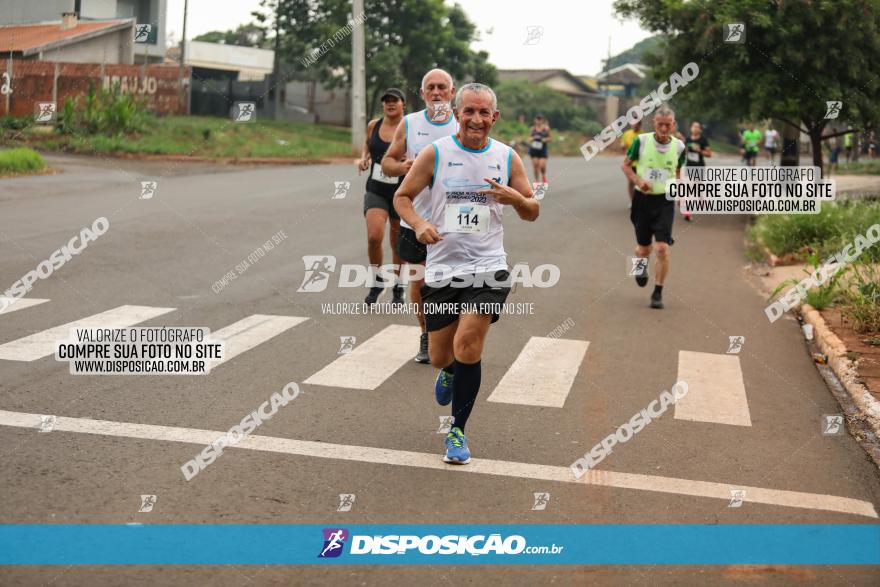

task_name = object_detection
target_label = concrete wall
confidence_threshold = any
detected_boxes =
[129,0,165,63]
[542,73,587,95]
[81,0,118,19]
[0,0,142,23]
[284,80,350,126]
[40,27,134,64]
[0,59,188,116]
[184,41,274,81]
[0,1,73,24]
[0,0,162,60]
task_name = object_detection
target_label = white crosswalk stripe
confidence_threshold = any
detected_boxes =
[0,301,754,429]
[211,314,308,364]
[304,324,422,390]
[0,305,175,362]
[487,337,589,407]
[0,408,873,518]
[0,297,50,316]
[675,350,752,426]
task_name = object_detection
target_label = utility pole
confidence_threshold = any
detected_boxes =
[272,0,281,120]
[351,0,366,152]
[606,35,611,72]
[178,0,188,113]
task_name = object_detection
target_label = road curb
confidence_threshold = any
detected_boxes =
[763,245,802,266]
[757,242,802,266]
[801,303,880,437]
[89,153,336,166]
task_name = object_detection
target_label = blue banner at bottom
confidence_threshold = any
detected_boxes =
[0,525,878,565]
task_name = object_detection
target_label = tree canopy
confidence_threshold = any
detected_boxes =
[603,35,662,70]
[193,24,267,48]
[614,0,880,168]
[495,80,598,135]
[253,0,496,117]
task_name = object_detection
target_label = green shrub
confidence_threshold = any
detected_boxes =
[0,116,31,130]
[578,119,604,137]
[496,79,599,133]
[840,262,880,333]
[803,287,838,310]
[752,201,880,262]
[837,160,880,176]
[57,81,149,136]
[0,147,46,174]
[768,251,844,310]
[841,294,880,334]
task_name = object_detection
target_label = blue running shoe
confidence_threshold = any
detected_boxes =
[443,427,471,464]
[435,369,454,406]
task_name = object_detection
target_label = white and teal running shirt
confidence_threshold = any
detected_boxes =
[425,134,513,283]
[401,109,458,230]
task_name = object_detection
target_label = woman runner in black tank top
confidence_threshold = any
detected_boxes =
[365,119,401,200]
[528,114,551,184]
[357,88,406,305]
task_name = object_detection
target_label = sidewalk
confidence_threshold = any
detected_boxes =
[832,174,880,197]
[752,263,880,441]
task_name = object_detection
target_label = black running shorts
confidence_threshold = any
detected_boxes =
[529,146,549,158]
[630,190,675,246]
[396,226,427,264]
[363,191,399,220]
[421,270,511,332]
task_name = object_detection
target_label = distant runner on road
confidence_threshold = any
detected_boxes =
[621,106,686,310]
[393,82,539,465]
[528,114,551,184]
[741,124,761,167]
[621,121,642,207]
[764,124,779,164]
[382,69,459,364]
[844,129,854,163]
[827,136,841,176]
[682,120,711,222]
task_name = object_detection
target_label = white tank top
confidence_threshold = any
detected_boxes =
[400,109,458,229]
[425,134,512,283]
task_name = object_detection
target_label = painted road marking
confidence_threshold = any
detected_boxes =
[0,297,50,316]
[0,410,873,518]
[211,315,308,364]
[487,337,589,407]
[304,324,421,390]
[0,305,175,362]
[676,350,752,426]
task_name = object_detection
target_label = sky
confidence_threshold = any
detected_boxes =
[164,0,651,76]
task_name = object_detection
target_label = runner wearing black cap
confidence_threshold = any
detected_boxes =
[358,88,406,305]
[528,114,551,184]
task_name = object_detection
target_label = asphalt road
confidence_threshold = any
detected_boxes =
[0,152,878,585]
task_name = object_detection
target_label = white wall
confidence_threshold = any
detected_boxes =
[0,0,74,24]
[80,0,118,19]
[130,0,166,62]
[40,28,134,64]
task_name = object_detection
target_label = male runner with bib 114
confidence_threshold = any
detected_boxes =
[621,106,685,310]
[383,69,458,364]
[394,82,539,465]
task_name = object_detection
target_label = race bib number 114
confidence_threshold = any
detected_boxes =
[444,203,489,233]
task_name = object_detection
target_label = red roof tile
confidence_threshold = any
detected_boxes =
[0,20,131,55]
